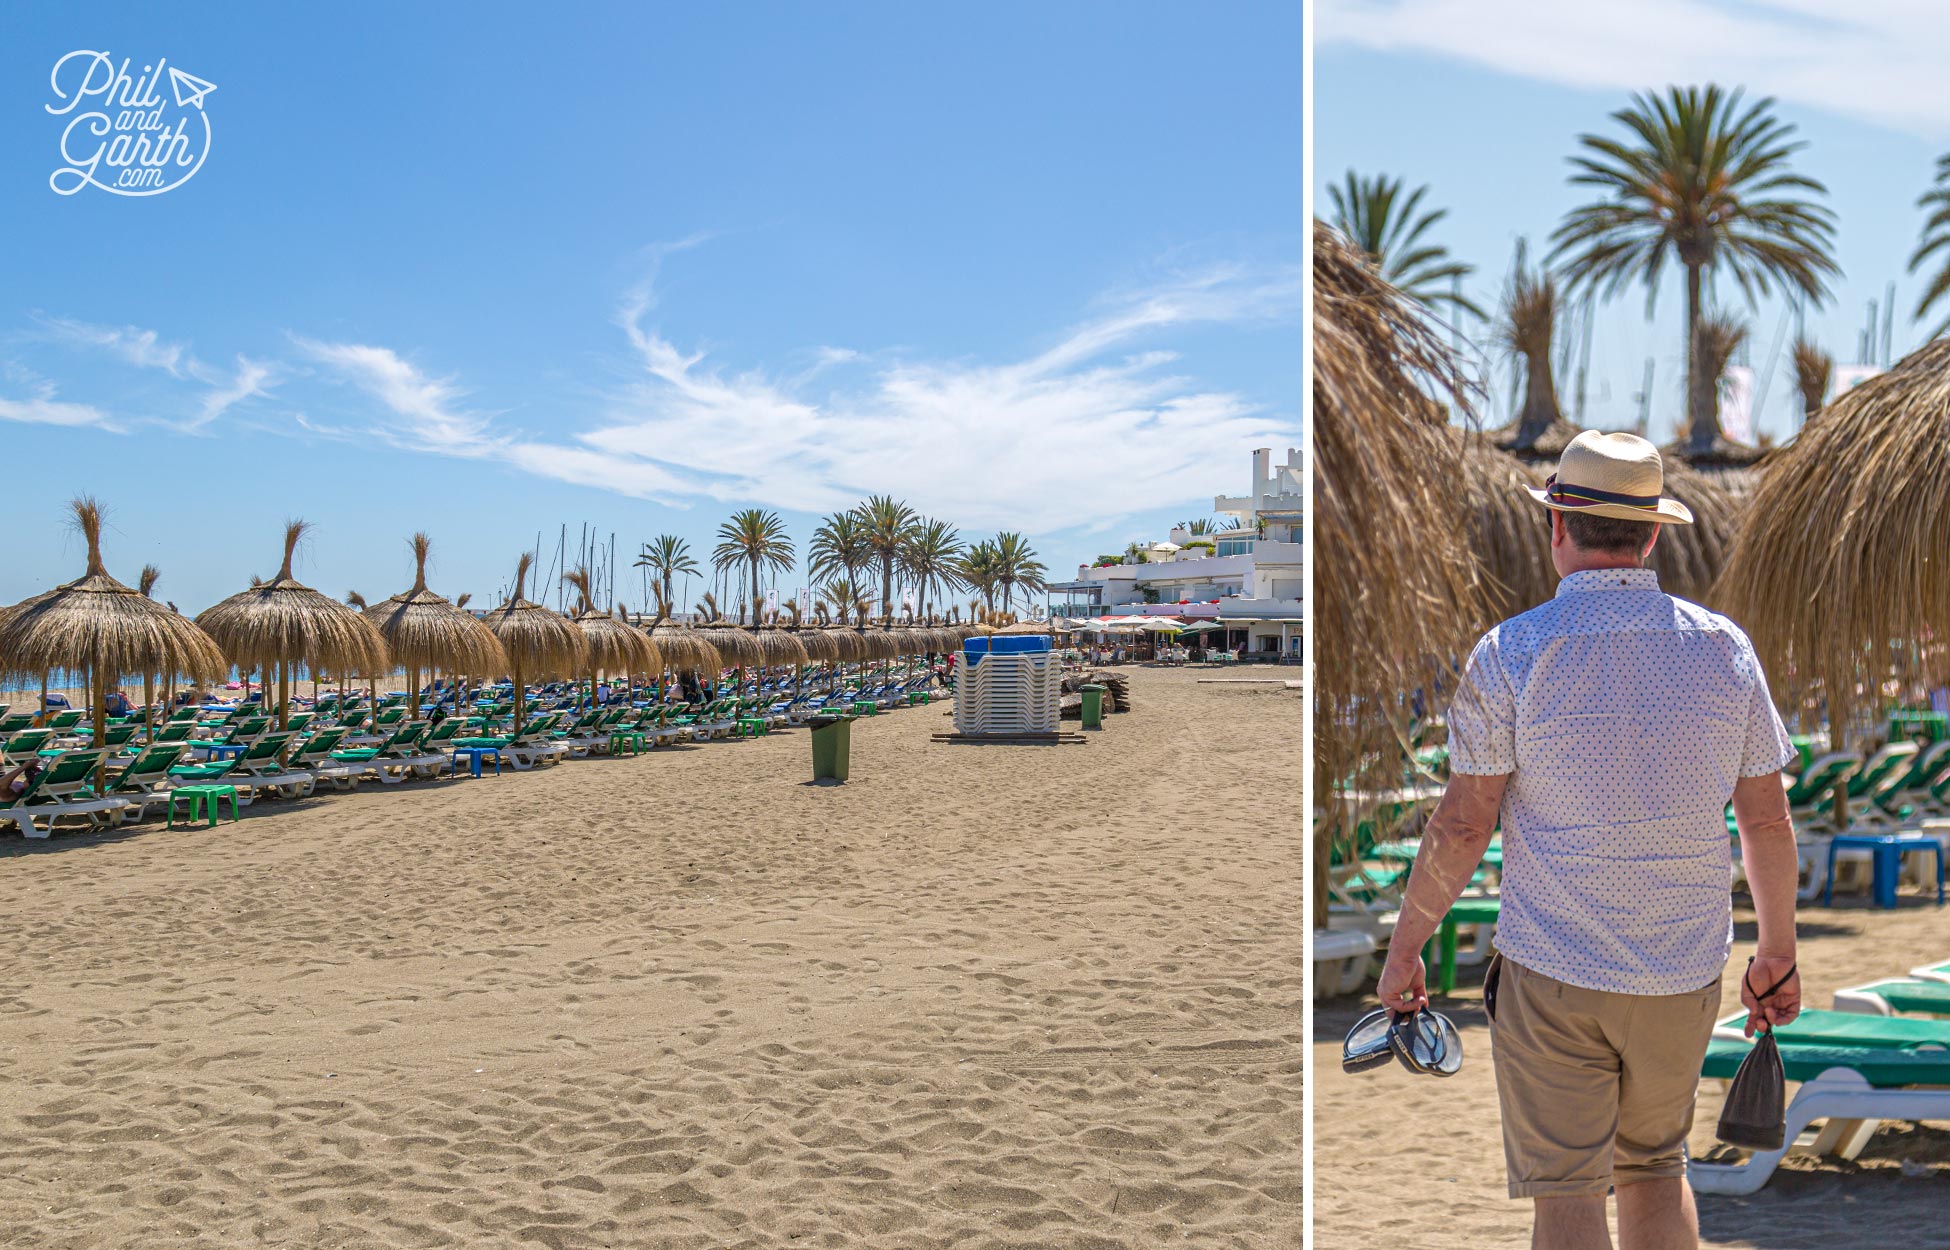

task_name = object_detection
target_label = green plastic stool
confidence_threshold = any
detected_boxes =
[907,691,930,706]
[737,717,766,738]
[169,784,239,829]
[609,730,647,756]
[1423,896,1502,995]
[853,700,877,717]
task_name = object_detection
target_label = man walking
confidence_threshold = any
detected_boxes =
[1377,431,1804,1250]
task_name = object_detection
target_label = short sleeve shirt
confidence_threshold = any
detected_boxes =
[1447,568,1795,994]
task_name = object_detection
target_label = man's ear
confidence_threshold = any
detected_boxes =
[1548,510,1565,549]
[1642,524,1662,562]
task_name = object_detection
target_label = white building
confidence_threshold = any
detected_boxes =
[1045,447,1301,661]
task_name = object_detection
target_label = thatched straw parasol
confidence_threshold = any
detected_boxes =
[365,534,506,719]
[563,569,659,706]
[640,589,720,682]
[1715,335,1950,746]
[1315,221,1487,910]
[479,553,587,727]
[0,498,228,788]
[996,621,1053,636]
[195,521,389,728]
[1646,456,1741,606]
[751,626,810,669]
[695,619,765,673]
[795,629,842,664]
[1456,435,1554,621]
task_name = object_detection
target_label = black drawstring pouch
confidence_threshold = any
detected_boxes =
[1716,958,1794,1151]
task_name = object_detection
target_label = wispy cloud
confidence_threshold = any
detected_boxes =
[30,316,279,429]
[1319,0,1950,137]
[11,247,1295,535]
[545,262,1299,529]
[37,315,189,376]
[189,356,276,430]
[293,338,504,455]
[0,380,114,429]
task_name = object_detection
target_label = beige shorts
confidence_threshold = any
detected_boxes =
[1489,959,1722,1198]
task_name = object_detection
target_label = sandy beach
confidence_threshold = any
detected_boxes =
[1316,892,1950,1249]
[0,666,1301,1248]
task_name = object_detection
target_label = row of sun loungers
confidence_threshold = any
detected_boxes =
[0,670,941,838]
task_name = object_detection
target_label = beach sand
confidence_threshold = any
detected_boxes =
[0,666,1302,1248]
[1317,891,1950,1249]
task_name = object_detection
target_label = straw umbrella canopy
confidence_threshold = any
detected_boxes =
[0,498,228,789]
[563,569,659,705]
[795,629,842,664]
[1315,221,1487,911]
[365,533,506,719]
[479,553,587,728]
[996,621,1053,636]
[1715,336,1950,746]
[195,521,389,729]
[695,619,765,674]
[751,626,810,669]
[643,614,720,680]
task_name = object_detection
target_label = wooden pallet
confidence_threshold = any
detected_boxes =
[931,731,1087,745]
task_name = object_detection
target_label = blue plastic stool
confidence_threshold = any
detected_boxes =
[450,746,502,778]
[1825,834,1946,909]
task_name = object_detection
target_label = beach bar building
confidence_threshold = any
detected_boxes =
[1043,447,1301,661]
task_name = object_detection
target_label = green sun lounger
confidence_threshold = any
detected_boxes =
[1716,1006,1950,1048]
[1833,978,1950,1017]
[0,758,131,838]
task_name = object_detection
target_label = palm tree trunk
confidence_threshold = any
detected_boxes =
[882,557,894,626]
[1684,261,1714,452]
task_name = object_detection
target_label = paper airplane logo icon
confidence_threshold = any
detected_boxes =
[167,66,216,110]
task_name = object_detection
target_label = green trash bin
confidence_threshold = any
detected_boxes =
[1079,684,1105,730]
[809,714,854,782]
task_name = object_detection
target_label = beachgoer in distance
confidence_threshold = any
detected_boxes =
[1376,432,1803,1250]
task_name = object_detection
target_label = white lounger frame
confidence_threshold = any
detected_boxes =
[1689,1068,1950,1195]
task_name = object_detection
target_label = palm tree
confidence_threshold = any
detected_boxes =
[1178,518,1226,536]
[959,540,1001,611]
[1550,85,1838,455]
[1325,171,1482,318]
[633,535,699,611]
[900,518,964,621]
[992,532,1047,614]
[852,495,919,624]
[808,511,870,589]
[818,577,869,624]
[711,509,796,625]
[1909,154,1950,339]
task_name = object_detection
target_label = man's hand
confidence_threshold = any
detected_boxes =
[1740,954,1801,1037]
[1377,949,1429,1015]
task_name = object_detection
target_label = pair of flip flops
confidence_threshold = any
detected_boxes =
[1341,1007,1464,1077]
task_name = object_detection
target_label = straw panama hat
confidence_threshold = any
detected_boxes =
[1524,429,1694,525]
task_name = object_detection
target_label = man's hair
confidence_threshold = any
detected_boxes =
[1561,510,1657,555]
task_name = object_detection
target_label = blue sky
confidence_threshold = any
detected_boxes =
[1318,1,1950,446]
[0,3,1300,616]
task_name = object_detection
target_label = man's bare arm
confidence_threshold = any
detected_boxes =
[1376,772,1509,1012]
[1732,771,1801,1034]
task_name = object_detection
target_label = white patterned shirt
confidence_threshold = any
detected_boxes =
[1447,568,1795,995]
